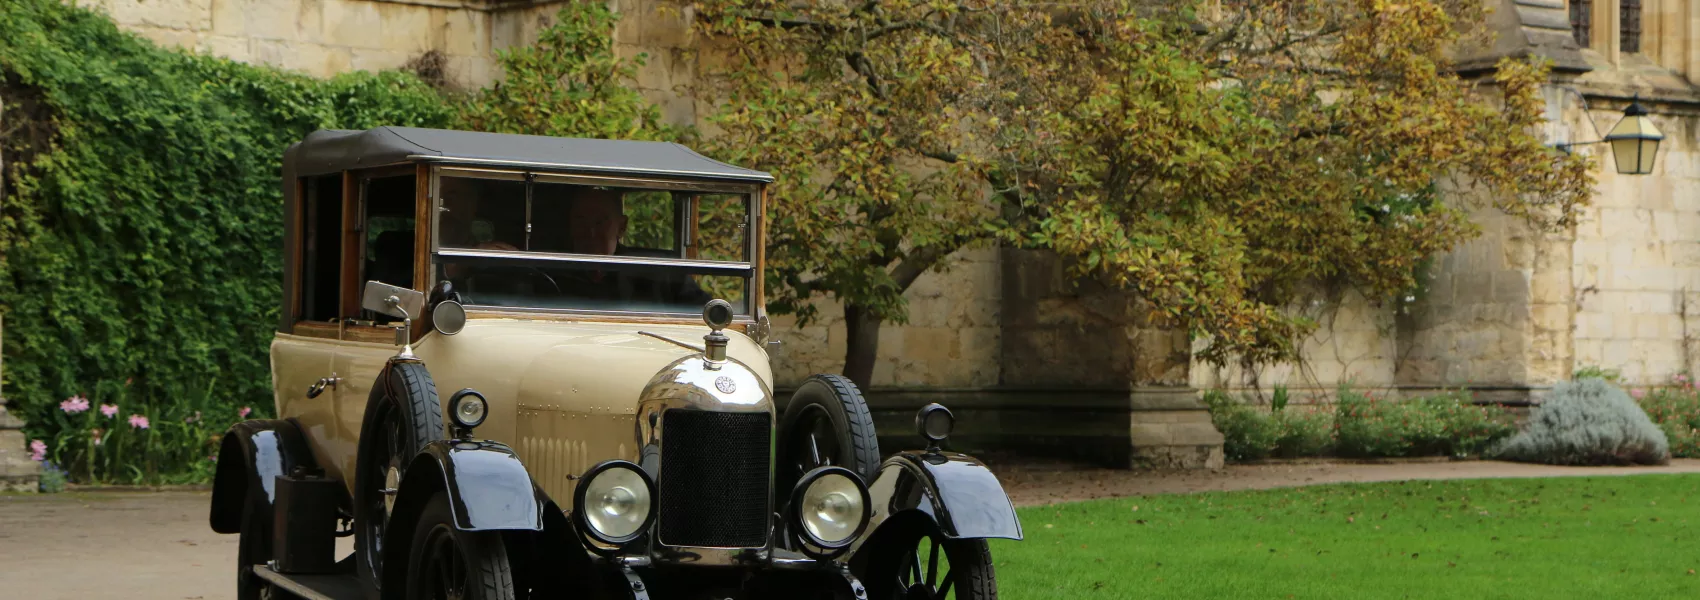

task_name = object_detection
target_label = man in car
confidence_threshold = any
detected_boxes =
[558,188,712,307]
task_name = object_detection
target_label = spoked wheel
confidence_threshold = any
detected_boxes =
[355,362,444,587]
[859,525,997,600]
[405,492,515,600]
[778,374,881,497]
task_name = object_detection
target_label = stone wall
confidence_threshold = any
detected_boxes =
[998,249,1220,469]
[81,0,704,100]
[768,248,1002,389]
[1568,101,1700,385]
[85,0,497,88]
[1190,289,1399,400]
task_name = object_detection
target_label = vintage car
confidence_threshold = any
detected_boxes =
[208,127,1022,600]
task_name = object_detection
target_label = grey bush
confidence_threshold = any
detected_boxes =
[1494,378,1671,466]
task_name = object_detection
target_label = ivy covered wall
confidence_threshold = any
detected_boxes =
[0,0,451,428]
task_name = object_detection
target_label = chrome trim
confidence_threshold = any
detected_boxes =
[635,356,775,555]
[766,548,820,569]
[464,305,758,321]
[413,155,774,184]
[649,546,770,566]
[251,567,336,600]
[437,247,753,274]
[636,331,705,353]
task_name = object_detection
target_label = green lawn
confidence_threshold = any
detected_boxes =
[990,475,1700,599]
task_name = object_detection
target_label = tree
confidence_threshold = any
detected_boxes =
[458,2,681,143]
[693,0,1591,387]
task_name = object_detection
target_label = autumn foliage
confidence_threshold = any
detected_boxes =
[694,0,1593,382]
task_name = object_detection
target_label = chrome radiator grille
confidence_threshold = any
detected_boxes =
[656,410,771,548]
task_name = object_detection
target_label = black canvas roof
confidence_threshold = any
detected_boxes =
[282,126,773,183]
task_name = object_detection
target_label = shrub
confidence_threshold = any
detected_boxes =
[1204,390,1279,461]
[1270,408,1333,457]
[1203,389,1513,461]
[1638,383,1700,459]
[38,461,68,493]
[1495,379,1670,466]
[1332,391,1414,458]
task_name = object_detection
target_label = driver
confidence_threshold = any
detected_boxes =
[558,189,711,305]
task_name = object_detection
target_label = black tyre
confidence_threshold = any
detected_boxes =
[779,374,882,496]
[355,361,445,587]
[405,492,516,600]
[235,484,275,600]
[859,523,997,600]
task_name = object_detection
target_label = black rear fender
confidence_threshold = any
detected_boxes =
[209,419,319,534]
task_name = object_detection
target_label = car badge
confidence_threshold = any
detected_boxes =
[715,376,737,394]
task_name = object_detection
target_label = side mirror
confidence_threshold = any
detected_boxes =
[362,281,425,359]
[362,281,425,320]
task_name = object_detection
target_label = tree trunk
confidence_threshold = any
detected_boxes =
[841,303,884,390]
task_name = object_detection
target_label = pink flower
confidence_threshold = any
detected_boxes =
[1631,388,1646,399]
[90,428,104,446]
[60,395,90,414]
[28,440,46,462]
[238,407,251,419]
[128,414,150,430]
[99,404,118,418]
[1675,374,1689,383]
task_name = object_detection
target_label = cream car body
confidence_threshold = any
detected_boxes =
[272,318,772,504]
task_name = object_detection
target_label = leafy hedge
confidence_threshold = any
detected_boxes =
[1204,389,1517,462]
[0,0,451,481]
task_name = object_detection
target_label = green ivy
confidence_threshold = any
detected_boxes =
[0,0,452,481]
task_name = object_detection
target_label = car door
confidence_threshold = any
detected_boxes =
[272,331,343,480]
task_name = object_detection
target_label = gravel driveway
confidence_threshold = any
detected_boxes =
[3,459,1697,599]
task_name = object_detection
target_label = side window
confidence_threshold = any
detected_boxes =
[622,190,674,252]
[361,174,418,323]
[299,175,343,323]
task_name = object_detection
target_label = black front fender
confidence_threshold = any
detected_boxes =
[854,451,1023,550]
[400,440,544,531]
[209,419,318,534]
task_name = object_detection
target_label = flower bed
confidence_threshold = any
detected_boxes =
[1633,376,1700,459]
[29,384,258,485]
[1204,389,1517,462]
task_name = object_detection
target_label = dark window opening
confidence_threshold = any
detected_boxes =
[1570,0,1591,47]
[362,175,418,324]
[1621,0,1641,53]
[300,176,343,323]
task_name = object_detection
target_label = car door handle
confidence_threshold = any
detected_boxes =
[306,376,341,399]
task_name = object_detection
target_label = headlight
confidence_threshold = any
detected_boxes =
[447,389,488,429]
[790,466,870,554]
[574,460,655,545]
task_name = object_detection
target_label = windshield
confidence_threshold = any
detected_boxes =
[434,170,754,315]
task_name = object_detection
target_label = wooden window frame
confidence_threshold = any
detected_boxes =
[338,164,431,344]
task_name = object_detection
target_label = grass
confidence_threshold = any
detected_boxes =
[990,475,1700,599]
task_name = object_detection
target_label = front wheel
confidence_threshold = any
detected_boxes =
[858,524,997,600]
[405,492,516,600]
[355,361,445,585]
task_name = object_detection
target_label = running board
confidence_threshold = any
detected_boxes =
[252,567,366,600]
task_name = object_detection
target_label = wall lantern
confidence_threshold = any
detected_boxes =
[1603,101,1663,175]
[1556,94,1664,176]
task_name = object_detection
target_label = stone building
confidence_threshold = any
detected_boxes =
[78,0,1700,469]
